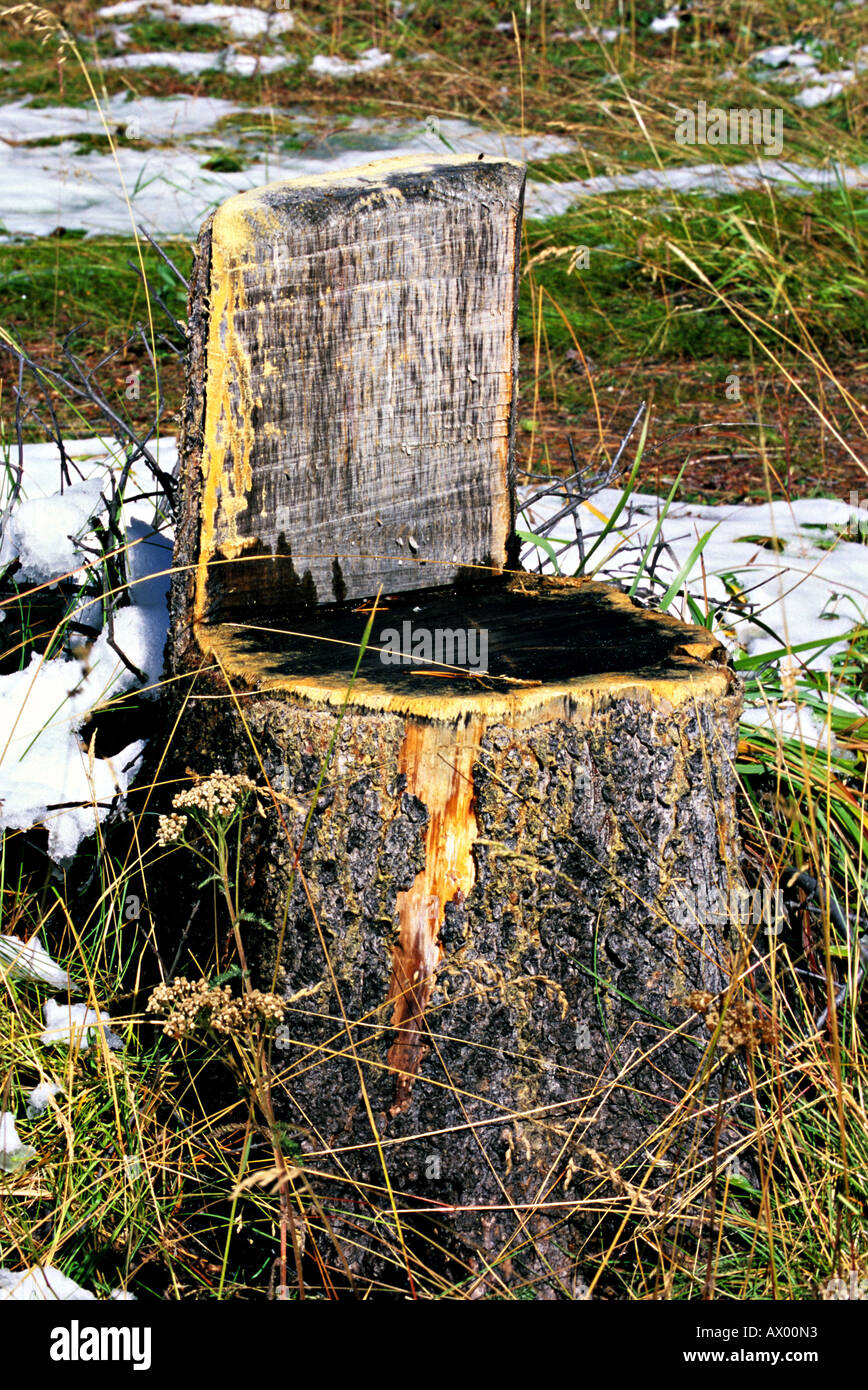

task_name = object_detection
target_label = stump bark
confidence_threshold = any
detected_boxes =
[166,576,743,1290]
[166,157,746,1293]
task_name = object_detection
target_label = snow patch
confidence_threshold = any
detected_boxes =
[0,115,575,240]
[99,48,296,75]
[26,1081,63,1117]
[0,934,72,989]
[650,8,680,34]
[566,26,623,42]
[39,999,124,1050]
[0,1265,94,1300]
[97,0,295,39]
[518,487,868,745]
[0,93,248,144]
[0,1112,36,1173]
[753,42,821,69]
[0,477,105,584]
[309,47,392,77]
[0,443,171,857]
[795,81,848,108]
[751,41,868,108]
[0,646,148,859]
[525,158,868,218]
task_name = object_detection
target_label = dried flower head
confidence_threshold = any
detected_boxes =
[155,812,188,846]
[685,989,776,1056]
[172,770,261,820]
[154,770,265,847]
[147,977,285,1040]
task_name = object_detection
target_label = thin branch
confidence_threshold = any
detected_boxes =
[136,223,190,291]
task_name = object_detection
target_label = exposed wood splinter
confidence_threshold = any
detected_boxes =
[387,716,485,1112]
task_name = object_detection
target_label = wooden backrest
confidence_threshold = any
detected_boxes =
[189,154,526,620]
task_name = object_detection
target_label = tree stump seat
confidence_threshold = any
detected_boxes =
[166,155,745,1293]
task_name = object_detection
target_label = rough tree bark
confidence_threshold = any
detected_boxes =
[165,157,746,1294]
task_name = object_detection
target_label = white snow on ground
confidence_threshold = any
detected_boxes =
[0,1264,133,1299]
[26,1080,63,1117]
[0,1265,92,1299]
[0,1265,94,1299]
[39,999,124,1050]
[650,8,681,34]
[563,27,624,42]
[310,47,391,78]
[0,933,72,988]
[527,158,868,218]
[0,433,177,499]
[519,488,868,678]
[0,649,148,859]
[523,486,868,658]
[753,43,822,70]
[0,1111,36,1173]
[4,106,864,240]
[0,438,172,858]
[0,477,105,583]
[0,93,248,142]
[751,41,868,108]
[2,68,867,238]
[0,115,576,239]
[99,48,297,75]
[97,0,296,38]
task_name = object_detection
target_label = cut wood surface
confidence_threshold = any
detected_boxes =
[180,154,525,631]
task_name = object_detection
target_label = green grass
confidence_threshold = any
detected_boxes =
[523,188,868,367]
[0,235,188,352]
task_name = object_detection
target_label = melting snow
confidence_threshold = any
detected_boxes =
[97,0,296,39]
[0,438,172,858]
[526,158,868,218]
[0,477,105,584]
[751,41,868,107]
[39,999,124,1050]
[565,26,624,42]
[0,115,576,239]
[310,47,392,77]
[753,43,822,69]
[0,93,248,143]
[649,9,681,34]
[99,48,297,75]
[519,487,868,746]
[0,934,72,988]
[0,1265,133,1299]
[26,1080,63,1117]
[0,1111,37,1173]
[519,488,868,670]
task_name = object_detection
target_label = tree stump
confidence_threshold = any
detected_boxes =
[167,156,745,1294]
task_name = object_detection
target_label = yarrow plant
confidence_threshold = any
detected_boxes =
[147,977,285,1040]
[156,770,263,846]
[154,769,265,978]
[685,989,777,1058]
[150,767,302,1298]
